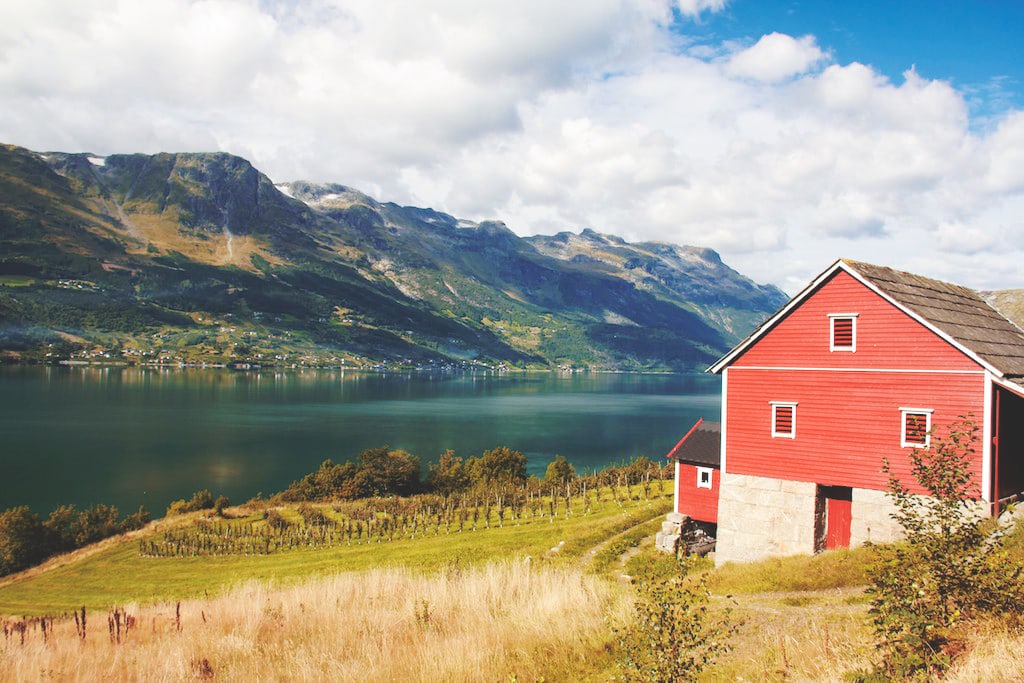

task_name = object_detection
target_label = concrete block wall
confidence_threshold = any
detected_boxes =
[715,472,818,565]
[850,488,903,546]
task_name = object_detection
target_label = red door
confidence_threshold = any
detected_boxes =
[826,495,852,549]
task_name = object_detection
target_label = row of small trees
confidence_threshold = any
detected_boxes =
[276,446,619,502]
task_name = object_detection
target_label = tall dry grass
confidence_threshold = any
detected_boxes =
[0,560,618,682]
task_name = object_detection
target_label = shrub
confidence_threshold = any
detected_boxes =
[426,450,469,495]
[264,509,290,530]
[544,455,575,484]
[166,489,217,516]
[0,506,48,576]
[213,496,230,517]
[860,415,1024,680]
[615,556,737,681]
[464,447,527,486]
[120,506,152,531]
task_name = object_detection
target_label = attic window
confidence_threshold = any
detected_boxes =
[829,314,858,352]
[771,402,797,439]
[697,467,713,489]
[901,408,933,448]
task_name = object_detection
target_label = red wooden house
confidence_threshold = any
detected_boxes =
[657,418,721,553]
[707,259,1024,565]
[666,418,720,525]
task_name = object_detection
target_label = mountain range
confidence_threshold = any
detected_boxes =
[0,143,788,370]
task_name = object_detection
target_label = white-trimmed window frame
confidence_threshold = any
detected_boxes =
[696,466,713,489]
[829,313,859,352]
[900,408,933,448]
[771,401,797,439]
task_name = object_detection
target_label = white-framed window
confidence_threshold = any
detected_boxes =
[829,313,858,352]
[900,408,933,448]
[696,467,713,489]
[771,401,797,438]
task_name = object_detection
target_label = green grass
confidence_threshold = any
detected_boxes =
[0,494,672,616]
[707,545,872,595]
[588,515,667,575]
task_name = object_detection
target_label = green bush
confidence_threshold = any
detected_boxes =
[544,454,575,484]
[615,555,737,681]
[165,489,217,516]
[859,415,1024,680]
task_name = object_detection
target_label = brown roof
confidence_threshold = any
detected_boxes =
[666,421,721,467]
[844,260,1024,380]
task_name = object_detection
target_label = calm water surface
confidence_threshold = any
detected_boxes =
[0,366,720,515]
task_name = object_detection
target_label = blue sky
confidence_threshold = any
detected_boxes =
[687,0,1024,115]
[1,1,1023,293]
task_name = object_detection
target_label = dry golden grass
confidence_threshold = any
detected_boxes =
[947,621,1024,682]
[0,560,619,682]
[704,591,874,682]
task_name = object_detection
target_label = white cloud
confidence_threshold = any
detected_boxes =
[727,33,826,83]
[0,0,1022,294]
[675,0,728,18]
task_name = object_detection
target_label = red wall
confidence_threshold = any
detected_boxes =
[676,462,719,523]
[725,271,987,495]
[735,271,981,372]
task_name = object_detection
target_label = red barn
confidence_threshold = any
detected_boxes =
[708,259,1024,565]
[666,418,720,524]
[657,418,721,553]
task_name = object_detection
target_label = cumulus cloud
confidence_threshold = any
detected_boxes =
[727,33,826,82]
[0,0,1022,292]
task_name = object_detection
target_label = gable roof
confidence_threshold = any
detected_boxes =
[709,259,1024,382]
[665,419,721,467]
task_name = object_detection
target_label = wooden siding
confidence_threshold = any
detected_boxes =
[733,270,981,372]
[725,368,985,495]
[675,462,719,523]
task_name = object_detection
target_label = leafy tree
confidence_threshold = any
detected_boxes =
[464,447,527,486]
[0,506,49,576]
[861,415,1024,680]
[74,504,121,546]
[426,450,470,495]
[43,504,80,554]
[120,505,152,531]
[544,454,575,484]
[356,446,421,497]
[278,459,359,501]
[166,489,217,516]
[616,555,737,681]
[213,496,231,517]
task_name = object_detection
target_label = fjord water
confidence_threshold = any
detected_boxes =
[0,366,720,516]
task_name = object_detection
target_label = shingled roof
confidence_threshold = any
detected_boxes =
[843,260,1024,380]
[665,420,721,467]
[710,259,1024,384]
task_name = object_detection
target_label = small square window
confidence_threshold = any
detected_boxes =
[829,314,858,352]
[771,402,797,438]
[901,408,933,448]
[697,467,713,489]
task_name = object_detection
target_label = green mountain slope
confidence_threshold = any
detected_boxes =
[0,144,787,369]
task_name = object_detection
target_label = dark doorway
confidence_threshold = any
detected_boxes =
[996,387,1024,502]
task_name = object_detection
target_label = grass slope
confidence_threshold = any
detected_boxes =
[0,492,672,616]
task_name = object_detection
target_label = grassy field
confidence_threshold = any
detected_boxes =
[0,490,672,616]
[3,485,1023,681]
[0,561,623,682]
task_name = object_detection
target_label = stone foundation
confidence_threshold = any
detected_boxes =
[850,488,903,546]
[715,472,996,566]
[655,512,687,553]
[715,472,818,565]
